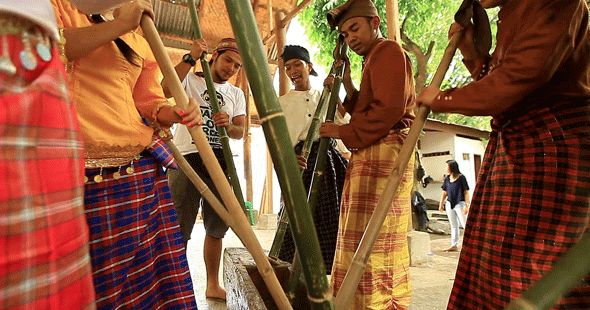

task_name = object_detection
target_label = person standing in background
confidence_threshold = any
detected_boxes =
[439,160,470,252]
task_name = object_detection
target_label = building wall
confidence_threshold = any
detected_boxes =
[453,136,486,195]
[418,131,485,205]
[418,132,454,203]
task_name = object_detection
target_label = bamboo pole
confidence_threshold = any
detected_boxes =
[286,37,348,301]
[187,0,249,216]
[505,233,590,310]
[223,1,333,308]
[334,29,465,310]
[140,15,292,310]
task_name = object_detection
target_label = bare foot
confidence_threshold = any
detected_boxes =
[443,246,459,252]
[206,286,226,301]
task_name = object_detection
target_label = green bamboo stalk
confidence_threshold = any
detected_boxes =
[287,38,348,301]
[187,0,249,217]
[268,46,340,259]
[224,1,333,308]
[505,233,590,310]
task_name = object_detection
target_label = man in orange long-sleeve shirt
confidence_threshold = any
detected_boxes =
[319,0,416,308]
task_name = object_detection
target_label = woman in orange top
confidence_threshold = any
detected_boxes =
[51,0,200,308]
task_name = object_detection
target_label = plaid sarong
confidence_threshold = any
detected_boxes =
[448,99,590,310]
[278,140,348,273]
[0,41,95,309]
[331,129,415,310]
[84,153,196,310]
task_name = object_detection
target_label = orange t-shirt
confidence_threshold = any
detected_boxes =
[52,0,167,166]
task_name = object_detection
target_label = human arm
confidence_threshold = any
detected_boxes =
[296,155,307,170]
[161,39,207,98]
[463,189,471,215]
[420,0,588,116]
[439,190,448,212]
[55,0,154,61]
[213,113,245,139]
[68,0,132,14]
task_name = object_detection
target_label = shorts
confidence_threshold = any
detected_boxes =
[167,151,229,240]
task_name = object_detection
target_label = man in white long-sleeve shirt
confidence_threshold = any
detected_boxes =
[276,45,349,273]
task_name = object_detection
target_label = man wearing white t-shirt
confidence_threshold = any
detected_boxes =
[162,38,246,301]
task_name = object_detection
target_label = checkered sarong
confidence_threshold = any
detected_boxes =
[84,154,196,310]
[331,129,414,310]
[448,99,590,310]
[278,140,348,273]
[0,41,95,309]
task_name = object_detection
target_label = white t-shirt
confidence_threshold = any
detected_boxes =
[279,88,350,147]
[174,72,246,155]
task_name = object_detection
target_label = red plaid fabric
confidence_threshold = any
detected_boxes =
[0,38,95,309]
[448,99,590,310]
[84,154,196,310]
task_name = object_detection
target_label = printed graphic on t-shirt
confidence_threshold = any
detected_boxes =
[196,89,226,149]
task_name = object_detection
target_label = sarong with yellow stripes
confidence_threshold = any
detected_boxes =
[331,129,414,310]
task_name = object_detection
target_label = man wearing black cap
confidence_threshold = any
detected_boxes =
[276,45,349,273]
[319,0,416,308]
[161,38,246,301]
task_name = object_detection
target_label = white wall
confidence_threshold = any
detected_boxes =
[417,131,485,204]
[453,136,485,196]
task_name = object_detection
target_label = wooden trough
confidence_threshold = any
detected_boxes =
[223,247,311,310]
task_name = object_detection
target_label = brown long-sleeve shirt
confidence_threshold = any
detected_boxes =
[339,38,416,150]
[431,0,590,117]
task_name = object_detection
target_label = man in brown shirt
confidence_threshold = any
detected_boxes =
[418,0,590,308]
[319,0,416,308]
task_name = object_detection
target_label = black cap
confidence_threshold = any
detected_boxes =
[281,45,318,76]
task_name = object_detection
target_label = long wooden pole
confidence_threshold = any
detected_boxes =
[187,0,249,216]
[223,1,333,308]
[334,30,465,309]
[140,15,292,310]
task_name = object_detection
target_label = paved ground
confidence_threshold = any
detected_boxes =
[186,222,462,310]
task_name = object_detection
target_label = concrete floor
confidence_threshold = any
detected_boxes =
[186,221,462,310]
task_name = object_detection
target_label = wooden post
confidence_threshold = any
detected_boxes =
[385,0,401,42]
[260,148,274,215]
[239,71,254,204]
[385,0,412,231]
[275,11,290,96]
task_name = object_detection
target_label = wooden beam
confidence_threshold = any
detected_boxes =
[263,0,314,45]
[385,0,401,42]
[239,71,254,204]
[281,0,313,27]
[275,11,290,96]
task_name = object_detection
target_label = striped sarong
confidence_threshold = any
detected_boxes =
[278,140,348,273]
[84,153,196,310]
[331,129,414,310]
[0,39,95,309]
[448,99,590,310]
